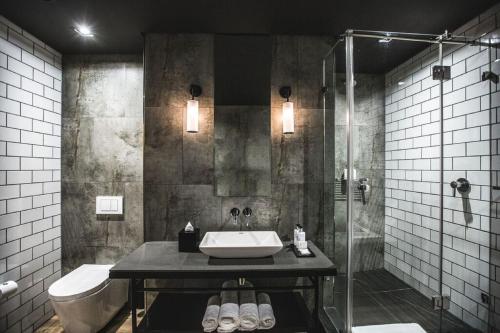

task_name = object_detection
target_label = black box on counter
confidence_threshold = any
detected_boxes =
[178,228,200,252]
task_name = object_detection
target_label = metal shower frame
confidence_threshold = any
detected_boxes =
[325,28,494,333]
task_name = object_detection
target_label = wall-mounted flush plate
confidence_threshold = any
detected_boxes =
[96,196,123,215]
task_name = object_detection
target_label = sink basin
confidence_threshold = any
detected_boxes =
[199,231,283,258]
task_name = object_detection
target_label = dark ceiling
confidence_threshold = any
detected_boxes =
[1,0,498,72]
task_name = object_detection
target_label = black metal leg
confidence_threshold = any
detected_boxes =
[313,276,320,332]
[130,278,137,333]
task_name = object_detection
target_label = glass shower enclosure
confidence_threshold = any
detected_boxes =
[321,29,497,333]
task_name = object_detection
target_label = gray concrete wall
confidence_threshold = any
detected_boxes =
[61,55,143,272]
[144,34,332,247]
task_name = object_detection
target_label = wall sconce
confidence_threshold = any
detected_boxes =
[279,86,294,134]
[186,84,202,133]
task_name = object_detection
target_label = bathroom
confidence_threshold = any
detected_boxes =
[0,1,499,332]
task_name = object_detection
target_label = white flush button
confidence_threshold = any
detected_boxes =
[100,199,111,210]
[96,196,123,215]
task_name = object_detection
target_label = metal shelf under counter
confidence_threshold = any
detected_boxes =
[136,292,315,333]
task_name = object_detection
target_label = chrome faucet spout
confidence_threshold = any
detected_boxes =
[243,207,252,228]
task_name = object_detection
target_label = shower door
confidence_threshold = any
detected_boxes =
[348,33,449,333]
[322,30,494,333]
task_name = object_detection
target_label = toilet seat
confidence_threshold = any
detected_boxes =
[48,264,113,302]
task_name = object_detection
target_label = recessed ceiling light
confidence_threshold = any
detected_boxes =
[398,81,405,86]
[74,25,94,37]
[378,38,392,43]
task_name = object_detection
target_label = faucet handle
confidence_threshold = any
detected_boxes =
[242,208,252,217]
[450,180,458,197]
[230,208,240,217]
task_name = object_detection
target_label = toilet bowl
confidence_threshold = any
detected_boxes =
[48,264,128,333]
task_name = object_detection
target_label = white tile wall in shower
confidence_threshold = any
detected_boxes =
[0,16,61,333]
[384,4,500,331]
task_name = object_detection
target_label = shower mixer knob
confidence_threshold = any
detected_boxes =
[450,178,470,197]
[357,178,369,205]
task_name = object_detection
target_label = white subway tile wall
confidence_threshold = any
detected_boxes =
[0,16,61,333]
[384,5,499,331]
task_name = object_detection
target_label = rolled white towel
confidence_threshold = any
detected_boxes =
[257,293,276,330]
[239,281,259,331]
[202,295,221,332]
[218,280,240,333]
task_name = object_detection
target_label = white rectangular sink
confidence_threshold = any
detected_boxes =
[199,231,283,258]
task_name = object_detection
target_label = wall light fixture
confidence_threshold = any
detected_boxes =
[187,84,202,133]
[279,86,294,134]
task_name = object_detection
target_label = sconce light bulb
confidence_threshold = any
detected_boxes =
[186,99,199,133]
[282,101,294,134]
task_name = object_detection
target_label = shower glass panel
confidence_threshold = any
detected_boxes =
[349,34,449,333]
[344,32,493,333]
[321,31,495,333]
[440,36,493,332]
[322,41,349,333]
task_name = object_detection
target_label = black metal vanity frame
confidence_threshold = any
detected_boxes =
[109,241,337,333]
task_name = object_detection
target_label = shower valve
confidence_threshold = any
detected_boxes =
[450,178,470,197]
[358,178,369,205]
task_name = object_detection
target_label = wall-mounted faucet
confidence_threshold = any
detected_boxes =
[230,207,252,229]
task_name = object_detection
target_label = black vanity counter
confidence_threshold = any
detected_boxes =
[109,241,336,279]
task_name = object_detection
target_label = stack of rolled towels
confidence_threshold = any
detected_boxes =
[202,280,276,332]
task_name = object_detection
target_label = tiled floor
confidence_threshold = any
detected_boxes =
[326,269,480,333]
[36,270,481,333]
[35,308,142,333]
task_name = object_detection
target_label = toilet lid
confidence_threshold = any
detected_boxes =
[48,264,114,301]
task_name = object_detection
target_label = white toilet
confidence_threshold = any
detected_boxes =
[48,264,128,333]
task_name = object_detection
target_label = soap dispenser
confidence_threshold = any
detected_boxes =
[294,224,302,247]
[297,227,307,250]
